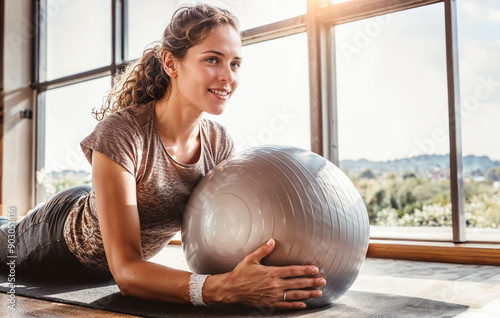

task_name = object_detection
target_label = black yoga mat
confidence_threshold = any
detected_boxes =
[0,271,468,318]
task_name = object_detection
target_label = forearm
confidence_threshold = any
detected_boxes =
[115,259,231,305]
[115,260,192,303]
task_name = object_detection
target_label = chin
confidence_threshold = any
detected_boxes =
[206,106,226,116]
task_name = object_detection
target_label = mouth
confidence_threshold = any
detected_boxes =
[208,89,231,96]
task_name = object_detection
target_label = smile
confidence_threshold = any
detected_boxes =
[208,89,230,96]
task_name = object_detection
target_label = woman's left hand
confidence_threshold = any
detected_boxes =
[203,238,326,309]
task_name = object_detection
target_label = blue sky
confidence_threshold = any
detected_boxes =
[44,0,500,173]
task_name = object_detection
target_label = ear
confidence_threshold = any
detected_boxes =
[162,51,178,78]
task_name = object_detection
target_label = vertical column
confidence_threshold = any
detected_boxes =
[307,0,338,164]
[121,0,127,66]
[112,0,125,77]
[4,0,34,214]
[111,0,116,75]
[326,25,339,165]
[0,0,5,214]
[34,0,47,205]
[444,0,466,242]
[307,0,324,156]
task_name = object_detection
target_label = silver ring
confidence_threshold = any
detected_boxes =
[283,290,287,302]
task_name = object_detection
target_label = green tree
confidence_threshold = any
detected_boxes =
[52,178,81,194]
[359,169,376,179]
[486,166,500,181]
[354,168,500,228]
[386,171,398,181]
[402,171,417,179]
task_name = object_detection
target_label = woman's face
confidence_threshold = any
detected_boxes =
[173,24,242,115]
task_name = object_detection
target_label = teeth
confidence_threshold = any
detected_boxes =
[209,89,229,96]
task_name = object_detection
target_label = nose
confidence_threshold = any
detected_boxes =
[219,64,236,84]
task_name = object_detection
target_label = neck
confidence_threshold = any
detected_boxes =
[154,92,202,147]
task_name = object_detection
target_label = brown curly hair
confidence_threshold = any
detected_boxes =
[93,4,239,121]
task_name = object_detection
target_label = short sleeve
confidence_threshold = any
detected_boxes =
[80,111,141,176]
[201,119,235,164]
[218,125,235,162]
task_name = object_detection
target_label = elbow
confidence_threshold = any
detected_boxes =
[110,262,136,298]
[116,277,133,297]
[105,249,144,297]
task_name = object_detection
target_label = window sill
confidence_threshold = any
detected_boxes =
[368,239,500,266]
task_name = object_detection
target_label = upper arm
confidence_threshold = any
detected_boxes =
[92,149,142,278]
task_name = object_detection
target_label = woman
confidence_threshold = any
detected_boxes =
[0,4,325,309]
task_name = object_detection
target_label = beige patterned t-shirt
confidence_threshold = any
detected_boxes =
[63,103,234,272]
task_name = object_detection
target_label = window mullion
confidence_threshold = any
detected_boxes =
[444,0,466,243]
[34,0,48,205]
[112,0,125,77]
[111,0,116,75]
[121,0,127,65]
[307,0,324,156]
[326,25,339,166]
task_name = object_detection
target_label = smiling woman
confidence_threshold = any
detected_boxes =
[1,3,325,311]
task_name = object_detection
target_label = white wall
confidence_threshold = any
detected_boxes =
[2,0,34,216]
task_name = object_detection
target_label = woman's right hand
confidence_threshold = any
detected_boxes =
[205,238,326,309]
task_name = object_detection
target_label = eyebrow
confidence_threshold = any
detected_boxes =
[200,50,243,61]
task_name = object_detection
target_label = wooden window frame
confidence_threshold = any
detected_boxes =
[305,0,499,265]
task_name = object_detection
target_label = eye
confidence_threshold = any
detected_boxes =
[231,61,241,69]
[205,57,218,64]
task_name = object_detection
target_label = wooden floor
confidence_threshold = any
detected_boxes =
[2,244,500,317]
[0,293,139,317]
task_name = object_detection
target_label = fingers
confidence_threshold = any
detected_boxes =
[279,264,320,278]
[283,276,326,291]
[282,288,323,302]
[271,269,326,310]
[244,238,276,264]
[265,288,324,310]
[274,301,308,310]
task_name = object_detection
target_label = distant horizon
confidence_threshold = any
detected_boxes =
[340,152,500,163]
[45,152,500,175]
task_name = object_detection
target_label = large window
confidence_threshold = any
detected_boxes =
[35,0,114,202]
[335,4,452,241]
[32,0,500,252]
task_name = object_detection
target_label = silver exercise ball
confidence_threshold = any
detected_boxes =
[182,145,369,307]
